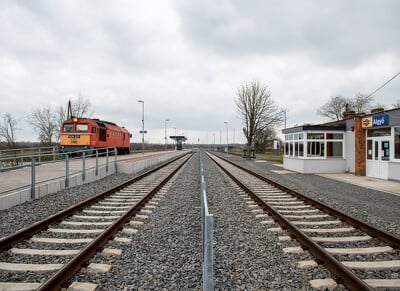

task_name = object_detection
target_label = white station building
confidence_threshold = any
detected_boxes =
[282,108,400,181]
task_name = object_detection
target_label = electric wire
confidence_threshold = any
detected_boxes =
[366,71,400,98]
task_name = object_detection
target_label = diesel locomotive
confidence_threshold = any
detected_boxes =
[59,117,131,155]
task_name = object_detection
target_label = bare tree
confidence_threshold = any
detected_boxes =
[236,80,282,159]
[28,106,57,145]
[317,95,348,120]
[54,96,93,141]
[54,105,67,142]
[392,99,400,109]
[70,95,92,118]
[350,93,374,114]
[0,113,19,147]
[254,127,276,153]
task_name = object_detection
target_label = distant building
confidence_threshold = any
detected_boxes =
[282,108,400,180]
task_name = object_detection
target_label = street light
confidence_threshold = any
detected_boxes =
[165,119,169,151]
[213,133,215,151]
[138,100,144,154]
[224,121,229,153]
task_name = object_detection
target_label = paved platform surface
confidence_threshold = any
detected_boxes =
[318,173,400,196]
[0,151,172,195]
[269,160,400,196]
[231,154,400,196]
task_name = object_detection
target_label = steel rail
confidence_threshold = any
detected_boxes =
[207,152,375,290]
[211,152,400,249]
[37,153,192,290]
[0,152,190,251]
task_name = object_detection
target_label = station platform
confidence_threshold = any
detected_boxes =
[268,162,400,196]
[318,173,400,196]
[0,150,187,210]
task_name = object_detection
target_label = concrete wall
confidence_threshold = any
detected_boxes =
[389,162,400,181]
[284,157,346,174]
[0,163,116,210]
[345,130,355,173]
[116,151,185,174]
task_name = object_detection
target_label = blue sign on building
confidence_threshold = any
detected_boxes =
[362,114,389,128]
[372,114,389,127]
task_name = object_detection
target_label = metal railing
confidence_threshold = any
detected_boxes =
[0,147,118,199]
[200,151,214,291]
[0,146,59,171]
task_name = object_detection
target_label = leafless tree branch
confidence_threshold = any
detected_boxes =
[236,80,282,159]
[0,113,19,147]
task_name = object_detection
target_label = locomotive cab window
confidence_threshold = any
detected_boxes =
[63,124,73,132]
[76,124,89,132]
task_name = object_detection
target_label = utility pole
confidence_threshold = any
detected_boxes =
[138,100,144,154]
[164,119,169,151]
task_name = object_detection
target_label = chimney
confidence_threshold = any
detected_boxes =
[342,110,356,119]
[371,107,385,114]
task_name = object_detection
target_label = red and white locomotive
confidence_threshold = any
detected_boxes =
[59,117,131,155]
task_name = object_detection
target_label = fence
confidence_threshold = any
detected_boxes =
[0,147,118,200]
[0,146,59,171]
[199,151,214,291]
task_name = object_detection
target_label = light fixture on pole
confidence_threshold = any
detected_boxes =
[138,100,144,154]
[174,127,177,150]
[224,121,229,153]
[164,119,169,151]
[213,133,215,151]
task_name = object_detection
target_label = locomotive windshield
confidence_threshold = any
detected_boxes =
[63,124,73,132]
[76,124,89,132]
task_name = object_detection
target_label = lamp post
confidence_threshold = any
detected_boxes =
[213,133,215,151]
[174,127,177,150]
[138,100,144,154]
[224,121,229,153]
[165,119,169,151]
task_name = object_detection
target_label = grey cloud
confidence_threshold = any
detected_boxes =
[175,0,400,66]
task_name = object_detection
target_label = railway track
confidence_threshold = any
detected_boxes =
[207,151,400,290]
[0,152,192,290]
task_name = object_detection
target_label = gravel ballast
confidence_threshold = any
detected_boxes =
[2,151,399,289]
[221,154,400,237]
[0,173,134,238]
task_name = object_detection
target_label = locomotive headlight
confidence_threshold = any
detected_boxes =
[72,117,78,122]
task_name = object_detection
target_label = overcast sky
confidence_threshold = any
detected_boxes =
[1,0,399,145]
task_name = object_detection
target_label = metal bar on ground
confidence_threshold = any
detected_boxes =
[82,152,86,181]
[30,157,35,200]
[199,151,214,291]
[65,155,69,188]
[95,150,99,176]
[106,148,109,172]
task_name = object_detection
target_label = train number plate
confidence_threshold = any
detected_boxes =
[68,134,80,139]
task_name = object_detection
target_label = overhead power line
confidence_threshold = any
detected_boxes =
[366,71,400,99]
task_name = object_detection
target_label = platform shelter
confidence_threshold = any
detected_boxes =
[169,136,187,150]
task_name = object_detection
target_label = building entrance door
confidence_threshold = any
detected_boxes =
[366,137,390,179]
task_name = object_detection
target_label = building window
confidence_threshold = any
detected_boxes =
[367,128,391,137]
[326,142,343,157]
[285,131,343,159]
[307,133,324,140]
[367,139,373,160]
[299,142,304,157]
[307,141,324,157]
[395,128,400,159]
[326,133,343,139]
[284,133,304,157]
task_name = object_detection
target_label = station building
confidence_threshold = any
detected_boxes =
[282,108,400,180]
